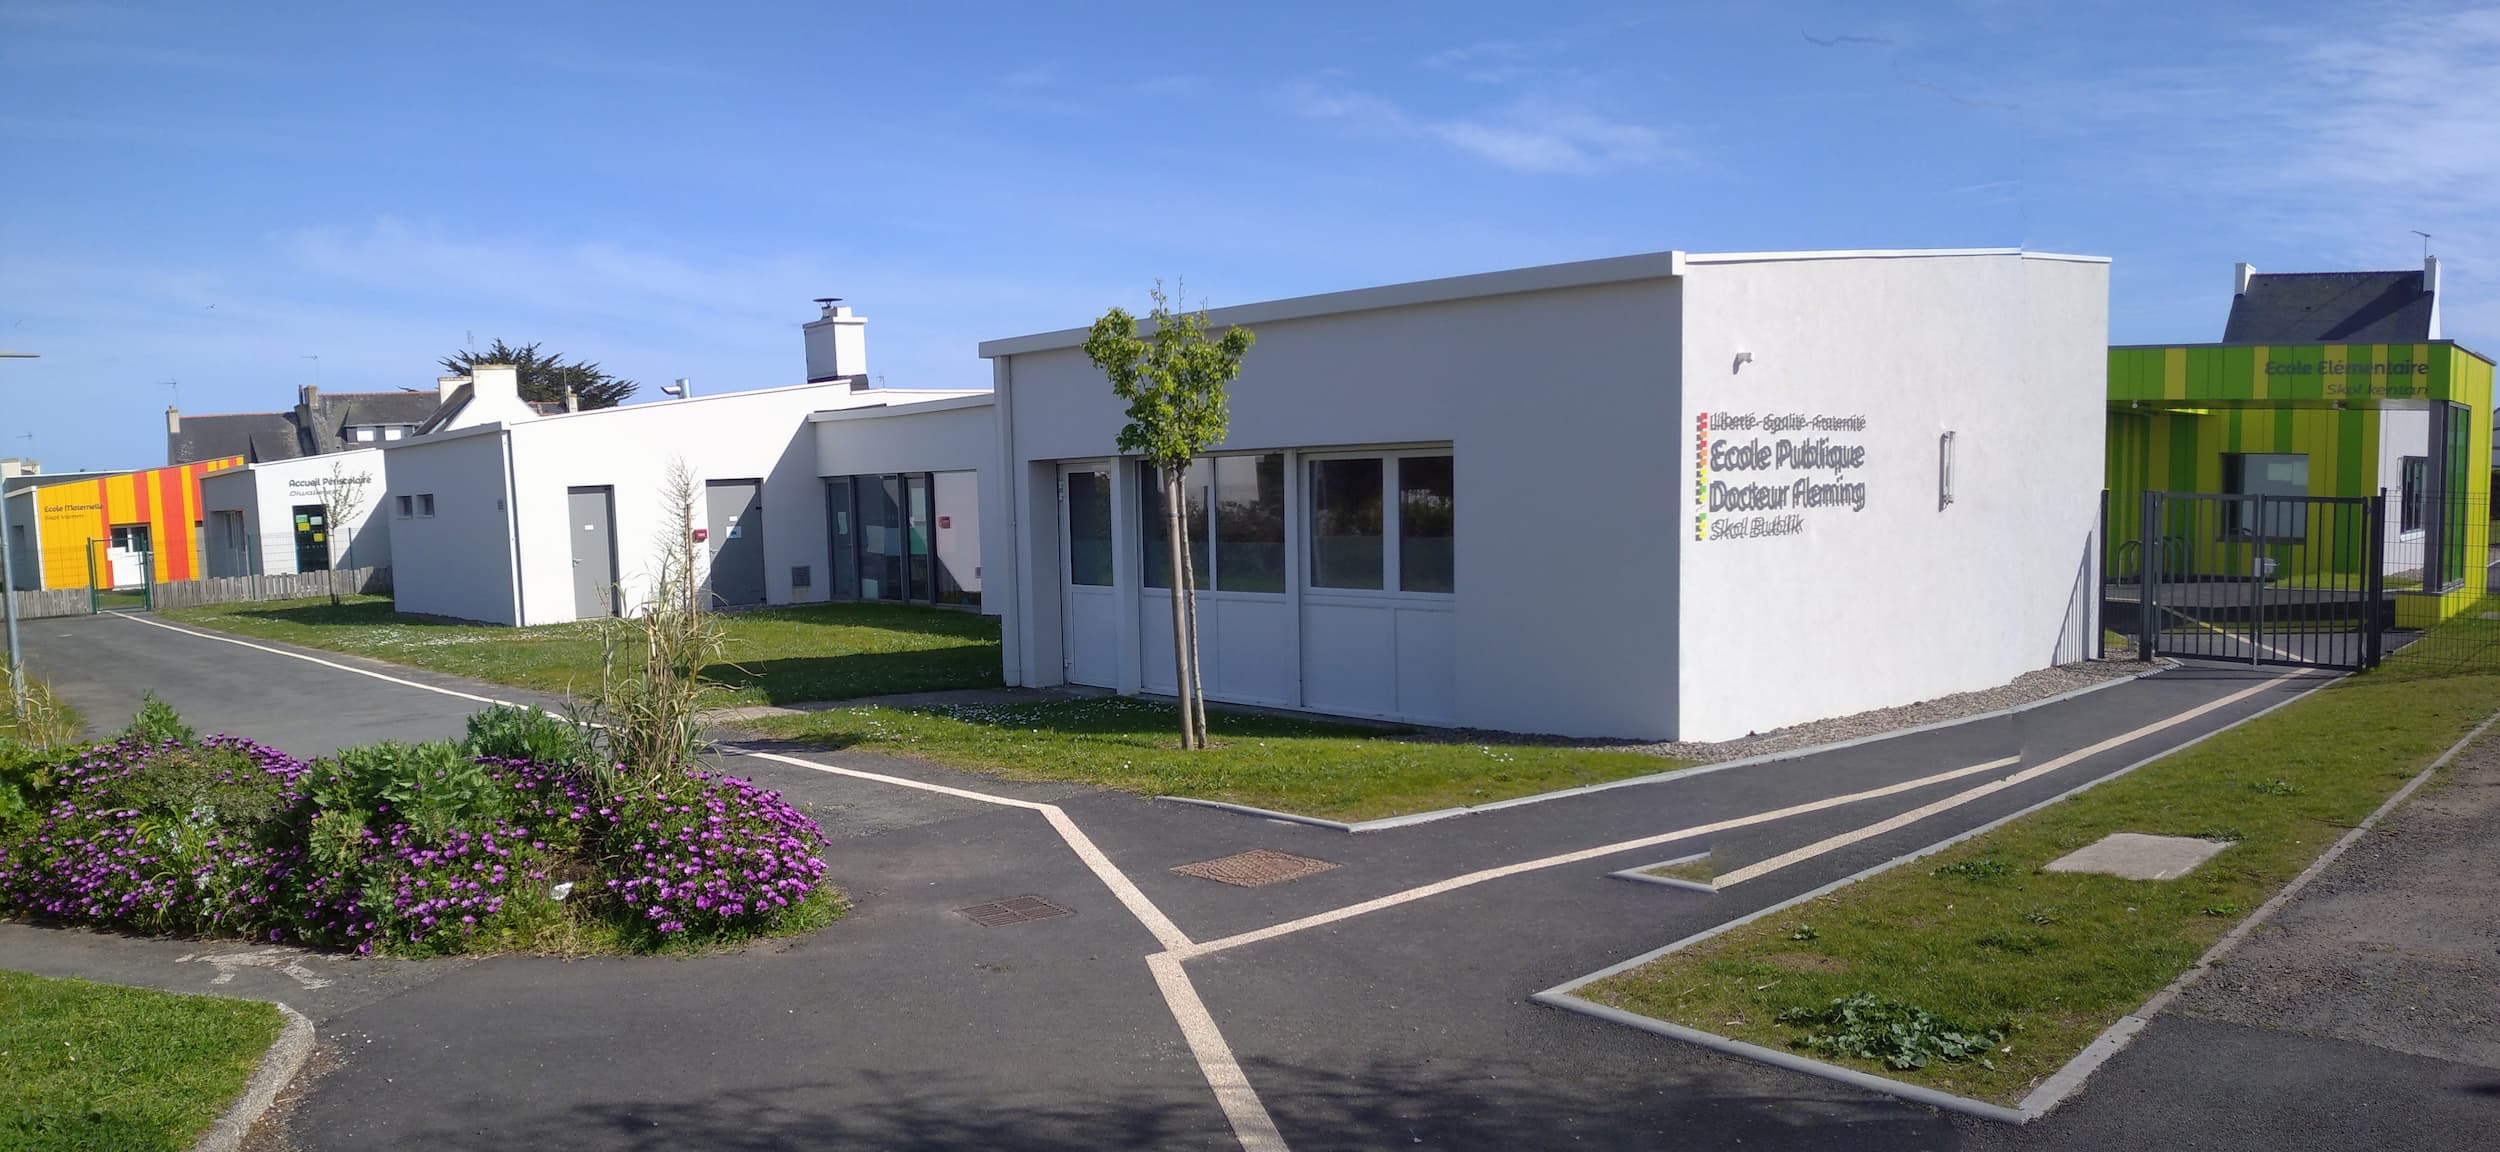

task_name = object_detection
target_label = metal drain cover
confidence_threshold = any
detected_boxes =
[956,895,1073,927]
[1173,848,1340,888]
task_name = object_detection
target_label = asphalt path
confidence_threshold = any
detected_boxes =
[5,611,2435,1150]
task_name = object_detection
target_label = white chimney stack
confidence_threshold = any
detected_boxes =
[2423,254,2443,340]
[165,406,181,435]
[803,298,868,384]
[2233,262,2258,296]
[437,374,468,402]
[469,364,521,404]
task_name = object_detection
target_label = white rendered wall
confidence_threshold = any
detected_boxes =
[2379,407,2430,570]
[502,385,983,626]
[199,451,391,577]
[1673,252,2108,741]
[382,432,520,624]
[810,395,1002,613]
[993,276,1683,737]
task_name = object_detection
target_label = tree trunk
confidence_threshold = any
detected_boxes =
[1177,497,1208,749]
[1164,470,1197,749]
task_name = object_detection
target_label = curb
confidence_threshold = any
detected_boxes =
[1159,662,2172,833]
[1532,668,2341,1124]
[190,1002,314,1152]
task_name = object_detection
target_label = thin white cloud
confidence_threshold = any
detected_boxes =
[1282,80,1670,174]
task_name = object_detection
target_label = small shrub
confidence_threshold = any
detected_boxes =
[1935,857,2015,882]
[121,693,195,746]
[304,741,512,842]
[1788,924,1820,942]
[463,705,592,769]
[1778,992,2007,1071]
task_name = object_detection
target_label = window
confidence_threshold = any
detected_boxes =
[1139,461,1209,590]
[1212,455,1285,592]
[1309,458,1385,589]
[416,493,435,518]
[384,426,408,441]
[396,494,413,518]
[2400,455,2428,533]
[1397,456,1454,593]
[1065,468,1113,586]
[2221,453,2306,538]
[110,525,152,552]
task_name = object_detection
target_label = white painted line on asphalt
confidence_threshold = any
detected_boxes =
[726,747,1195,953]
[1709,671,2303,889]
[108,611,519,707]
[1148,952,1292,1152]
[105,613,1284,1151]
[1170,754,2022,961]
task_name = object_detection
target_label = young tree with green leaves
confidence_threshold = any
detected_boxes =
[1082,283,1253,750]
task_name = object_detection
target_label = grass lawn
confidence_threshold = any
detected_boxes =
[749,695,1687,822]
[0,970,283,1151]
[161,596,1001,706]
[1576,659,2500,1106]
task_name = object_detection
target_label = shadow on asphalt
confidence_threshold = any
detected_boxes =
[344,1059,1953,1152]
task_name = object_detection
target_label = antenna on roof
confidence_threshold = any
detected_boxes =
[161,379,179,408]
[2413,230,2432,260]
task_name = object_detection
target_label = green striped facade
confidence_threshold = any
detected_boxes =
[2105,341,2495,625]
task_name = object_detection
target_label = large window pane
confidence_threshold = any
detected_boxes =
[1214,453,1286,593]
[907,474,932,601]
[1139,461,1208,590]
[827,478,858,599]
[1309,457,1384,589]
[2222,453,2307,539]
[1398,455,1454,593]
[1065,467,1113,586]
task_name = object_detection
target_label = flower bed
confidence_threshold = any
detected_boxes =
[0,704,838,956]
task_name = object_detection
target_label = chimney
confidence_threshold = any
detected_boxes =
[2233,262,2257,296]
[563,387,579,413]
[165,406,181,435]
[803,298,868,383]
[437,375,468,402]
[469,364,520,405]
[2424,254,2443,340]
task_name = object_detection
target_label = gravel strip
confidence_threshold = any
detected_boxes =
[1435,656,2157,762]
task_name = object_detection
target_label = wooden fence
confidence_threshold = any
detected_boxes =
[149,566,394,612]
[9,587,94,620]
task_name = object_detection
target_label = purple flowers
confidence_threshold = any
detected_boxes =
[0,734,833,955]
[599,770,828,940]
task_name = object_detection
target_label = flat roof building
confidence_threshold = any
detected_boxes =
[980,248,2111,741]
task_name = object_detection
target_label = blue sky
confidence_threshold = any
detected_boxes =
[2,0,2494,471]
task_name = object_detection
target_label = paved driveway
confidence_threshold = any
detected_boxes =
[8,612,2458,1150]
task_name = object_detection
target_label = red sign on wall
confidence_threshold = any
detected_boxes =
[938,515,951,529]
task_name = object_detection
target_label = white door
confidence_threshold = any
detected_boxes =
[1059,463,1119,687]
[107,524,152,589]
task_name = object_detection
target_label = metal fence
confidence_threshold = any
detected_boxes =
[2107,488,2500,675]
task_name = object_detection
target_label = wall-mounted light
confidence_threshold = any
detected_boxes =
[1732,351,1754,373]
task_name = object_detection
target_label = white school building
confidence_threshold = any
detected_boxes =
[384,307,991,626]
[978,248,2110,741]
[198,449,391,577]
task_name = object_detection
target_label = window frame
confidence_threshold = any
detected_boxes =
[1303,446,1455,601]
[2219,452,2308,540]
[2399,455,2428,535]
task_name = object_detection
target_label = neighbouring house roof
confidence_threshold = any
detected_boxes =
[168,389,445,465]
[2223,270,2437,344]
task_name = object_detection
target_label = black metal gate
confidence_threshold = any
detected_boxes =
[2115,491,2385,670]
